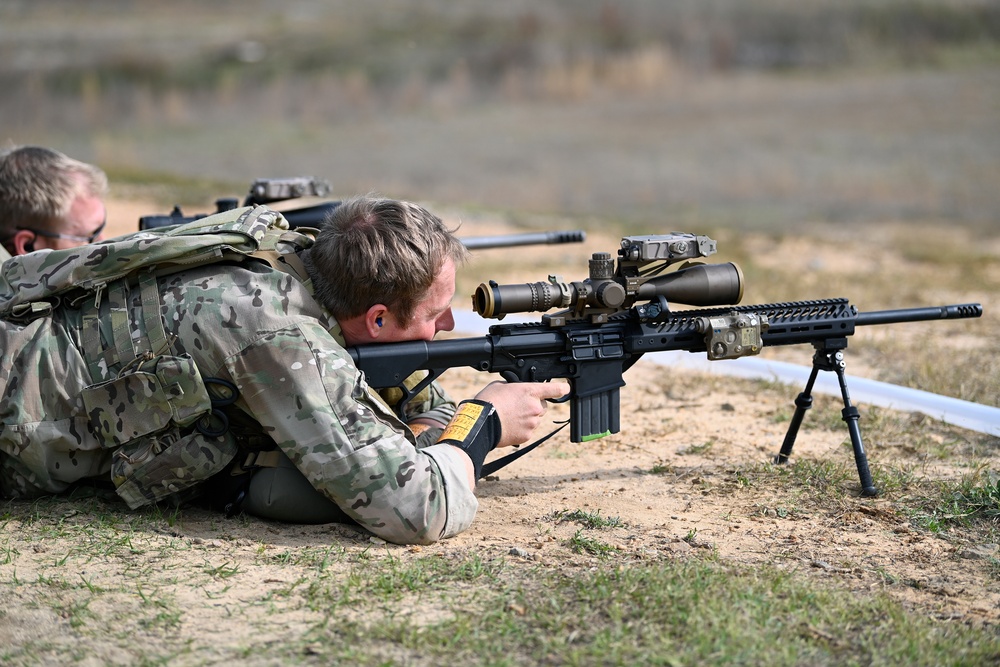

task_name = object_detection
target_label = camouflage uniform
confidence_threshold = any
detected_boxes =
[0,206,477,545]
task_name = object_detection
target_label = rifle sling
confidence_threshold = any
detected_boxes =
[480,421,568,479]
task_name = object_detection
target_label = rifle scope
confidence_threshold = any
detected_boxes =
[474,259,744,319]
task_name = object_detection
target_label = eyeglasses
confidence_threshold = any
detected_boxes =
[18,217,106,244]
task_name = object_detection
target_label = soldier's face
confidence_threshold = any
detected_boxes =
[35,192,107,251]
[381,257,457,343]
[13,190,107,255]
[62,192,107,245]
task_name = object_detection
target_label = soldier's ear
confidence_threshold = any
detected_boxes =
[12,229,36,255]
[365,304,389,338]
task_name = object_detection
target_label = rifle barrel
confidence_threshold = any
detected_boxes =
[461,230,586,250]
[856,303,983,327]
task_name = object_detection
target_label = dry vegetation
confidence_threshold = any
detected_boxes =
[1,1,999,665]
[3,0,1000,229]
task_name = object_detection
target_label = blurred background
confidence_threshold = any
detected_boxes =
[1,0,998,232]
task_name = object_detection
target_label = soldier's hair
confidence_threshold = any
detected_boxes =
[0,145,109,242]
[304,195,469,322]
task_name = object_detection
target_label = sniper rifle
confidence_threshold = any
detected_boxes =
[139,177,586,250]
[348,233,983,496]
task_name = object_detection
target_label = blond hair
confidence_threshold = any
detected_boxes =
[0,145,108,239]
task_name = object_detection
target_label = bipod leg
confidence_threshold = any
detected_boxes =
[773,340,878,498]
[830,353,878,497]
[774,366,820,465]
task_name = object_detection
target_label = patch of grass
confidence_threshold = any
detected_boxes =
[960,476,1000,520]
[731,467,755,490]
[911,467,1000,536]
[554,508,624,529]
[766,396,848,433]
[861,406,956,460]
[867,462,919,497]
[679,439,716,456]
[344,551,505,602]
[301,556,1000,666]
[567,530,622,558]
[136,585,183,630]
[784,457,856,495]
[544,446,581,460]
[753,504,807,520]
[258,544,348,570]
[648,461,674,475]
[204,561,241,580]
[732,454,921,501]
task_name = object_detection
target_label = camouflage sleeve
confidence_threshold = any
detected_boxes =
[223,319,477,545]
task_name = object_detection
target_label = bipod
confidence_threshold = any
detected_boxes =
[773,337,878,497]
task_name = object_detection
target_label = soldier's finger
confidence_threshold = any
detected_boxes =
[535,380,570,400]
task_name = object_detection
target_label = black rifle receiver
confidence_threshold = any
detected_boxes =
[348,233,984,496]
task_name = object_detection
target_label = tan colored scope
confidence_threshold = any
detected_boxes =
[474,262,744,319]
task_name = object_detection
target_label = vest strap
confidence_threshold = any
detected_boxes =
[139,270,169,355]
[81,286,118,381]
[108,281,137,363]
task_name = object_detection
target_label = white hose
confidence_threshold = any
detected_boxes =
[451,310,1000,437]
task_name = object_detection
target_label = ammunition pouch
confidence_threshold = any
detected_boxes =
[81,354,212,447]
[111,428,238,509]
[79,353,237,508]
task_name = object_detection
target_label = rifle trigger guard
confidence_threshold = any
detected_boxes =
[499,370,570,403]
[500,370,522,383]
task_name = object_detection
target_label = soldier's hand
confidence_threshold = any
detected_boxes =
[474,380,570,448]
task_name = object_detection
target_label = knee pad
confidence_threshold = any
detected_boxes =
[243,452,351,525]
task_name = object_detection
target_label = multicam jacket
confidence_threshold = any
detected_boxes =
[0,206,476,545]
